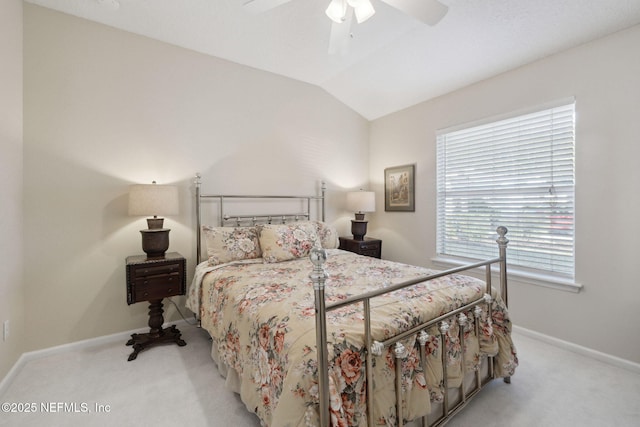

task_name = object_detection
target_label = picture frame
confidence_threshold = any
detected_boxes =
[384,164,415,212]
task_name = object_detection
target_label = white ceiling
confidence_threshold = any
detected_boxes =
[25,0,640,120]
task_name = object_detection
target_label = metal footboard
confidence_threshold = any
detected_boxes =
[309,226,510,427]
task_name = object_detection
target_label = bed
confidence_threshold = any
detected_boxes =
[187,174,518,427]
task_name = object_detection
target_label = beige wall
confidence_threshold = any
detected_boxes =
[0,0,25,380]
[22,5,369,352]
[369,25,640,363]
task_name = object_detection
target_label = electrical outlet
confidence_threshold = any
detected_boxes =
[3,320,8,342]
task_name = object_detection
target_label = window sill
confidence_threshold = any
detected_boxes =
[431,256,583,293]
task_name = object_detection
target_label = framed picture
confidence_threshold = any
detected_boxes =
[385,164,415,212]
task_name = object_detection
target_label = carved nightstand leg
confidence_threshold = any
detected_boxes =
[168,324,187,346]
[127,343,144,361]
[147,299,165,338]
[126,299,187,361]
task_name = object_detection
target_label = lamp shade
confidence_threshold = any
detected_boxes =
[347,191,375,213]
[128,183,179,217]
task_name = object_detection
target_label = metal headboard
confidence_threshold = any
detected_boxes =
[194,173,326,263]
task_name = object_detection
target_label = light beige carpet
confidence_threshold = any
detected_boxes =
[1,323,638,426]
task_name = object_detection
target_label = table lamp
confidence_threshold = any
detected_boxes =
[128,181,179,258]
[346,190,375,240]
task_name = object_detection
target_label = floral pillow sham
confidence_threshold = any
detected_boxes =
[202,226,262,266]
[257,222,320,263]
[313,220,339,249]
[202,221,338,266]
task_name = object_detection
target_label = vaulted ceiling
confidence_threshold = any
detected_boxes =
[25,0,640,120]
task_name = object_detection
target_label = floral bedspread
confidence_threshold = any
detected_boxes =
[186,249,517,427]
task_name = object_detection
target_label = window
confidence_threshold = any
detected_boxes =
[436,101,575,279]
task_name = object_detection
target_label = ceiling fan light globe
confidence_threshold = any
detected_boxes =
[346,0,365,7]
[353,1,375,23]
[326,0,347,23]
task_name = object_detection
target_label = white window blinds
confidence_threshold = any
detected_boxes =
[436,102,575,278]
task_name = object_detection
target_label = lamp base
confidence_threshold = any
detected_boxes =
[146,217,164,229]
[351,220,368,241]
[140,228,170,258]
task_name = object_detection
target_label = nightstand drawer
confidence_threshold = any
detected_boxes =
[132,273,181,301]
[360,249,380,257]
[338,237,382,259]
[126,253,186,305]
[359,242,378,250]
[131,263,181,278]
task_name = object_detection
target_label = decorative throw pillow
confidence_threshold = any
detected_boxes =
[314,221,339,249]
[202,226,262,266]
[258,222,320,263]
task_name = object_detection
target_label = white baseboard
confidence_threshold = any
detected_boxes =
[513,325,640,374]
[0,320,188,395]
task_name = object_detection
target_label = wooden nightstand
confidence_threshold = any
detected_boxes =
[125,252,187,361]
[338,237,382,259]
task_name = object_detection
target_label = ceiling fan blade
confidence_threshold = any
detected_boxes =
[381,0,448,26]
[328,8,354,55]
[242,0,294,13]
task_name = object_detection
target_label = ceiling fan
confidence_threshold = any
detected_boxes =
[242,0,449,55]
